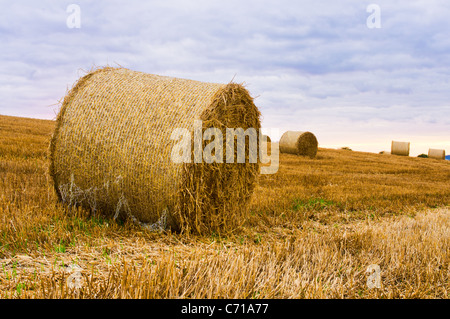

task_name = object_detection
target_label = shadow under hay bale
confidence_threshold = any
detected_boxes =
[49,67,261,234]
[428,149,445,160]
[279,131,318,158]
[391,141,410,156]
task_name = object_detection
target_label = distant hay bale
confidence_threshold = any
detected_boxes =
[49,67,261,234]
[428,149,445,160]
[279,131,318,158]
[391,141,410,156]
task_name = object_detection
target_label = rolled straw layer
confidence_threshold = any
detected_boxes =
[428,149,445,160]
[279,131,318,158]
[49,67,261,233]
[391,141,410,156]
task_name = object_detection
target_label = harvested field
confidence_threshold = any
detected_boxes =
[0,114,449,299]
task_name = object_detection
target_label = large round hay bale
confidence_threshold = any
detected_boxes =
[49,67,261,234]
[279,131,318,158]
[391,141,410,156]
[428,148,445,160]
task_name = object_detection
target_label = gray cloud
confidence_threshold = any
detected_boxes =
[0,0,449,154]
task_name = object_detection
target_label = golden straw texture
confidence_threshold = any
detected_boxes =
[49,67,261,234]
[391,141,410,156]
[279,131,318,158]
[428,149,445,160]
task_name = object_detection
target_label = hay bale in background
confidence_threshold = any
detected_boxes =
[49,67,261,234]
[428,149,445,160]
[391,141,410,156]
[279,131,318,158]
[261,135,271,143]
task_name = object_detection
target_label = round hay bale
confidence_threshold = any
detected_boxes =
[428,148,445,160]
[49,67,261,234]
[391,141,410,156]
[279,131,318,158]
[261,135,271,143]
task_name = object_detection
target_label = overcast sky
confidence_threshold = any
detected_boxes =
[1,0,449,155]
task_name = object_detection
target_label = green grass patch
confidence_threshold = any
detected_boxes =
[292,197,339,211]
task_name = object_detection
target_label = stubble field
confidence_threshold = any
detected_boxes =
[0,114,448,298]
